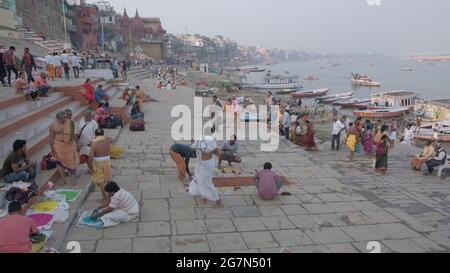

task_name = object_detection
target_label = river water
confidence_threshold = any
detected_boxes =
[245,55,450,100]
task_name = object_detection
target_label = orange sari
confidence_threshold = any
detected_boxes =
[170,149,187,181]
[53,120,77,174]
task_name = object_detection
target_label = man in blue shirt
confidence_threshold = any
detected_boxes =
[95,84,108,103]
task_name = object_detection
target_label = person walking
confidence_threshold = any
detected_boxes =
[2,46,18,87]
[0,49,7,87]
[331,116,346,151]
[61,50,70,81]
[21,48,36,84]
[70,52,80,79]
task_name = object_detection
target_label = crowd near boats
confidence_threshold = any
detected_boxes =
[237,66,450,145]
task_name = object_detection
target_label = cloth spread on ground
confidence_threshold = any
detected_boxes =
[56,189,81,202]
[27,213,54,230]
[77,210,101,228]
[32,200,59,213]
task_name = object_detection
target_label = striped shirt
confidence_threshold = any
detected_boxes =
[109,189,139,214]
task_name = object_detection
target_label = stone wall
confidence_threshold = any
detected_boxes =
[0,8,15,29]
[136,41,165,60]
[16,0,65,40]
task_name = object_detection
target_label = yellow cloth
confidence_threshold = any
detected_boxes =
[92,159,112,186]
[346,134,356,152]
[110,145,123,159]
[91,136,112,186]
[47,64,56,80]
[32,200,58,212]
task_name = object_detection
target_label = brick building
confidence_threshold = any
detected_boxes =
[15,0,67,41]
[71,4,98,51]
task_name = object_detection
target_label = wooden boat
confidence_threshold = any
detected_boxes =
[316,92,354,103]
[334,99,371,109]
[304,75,317,81]
[276,88,298,95]
[353,108,408,118]
[414,134,450,142]
[323,95,354,104]
[291,88,330,98]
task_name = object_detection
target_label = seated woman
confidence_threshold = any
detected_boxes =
[130,101,144,120]
[302,120,318,151]
[33,72,51,97]
[82,79,95,105]
[411,140,436,170]
[94,102,111,127]
[291,121,303,146]
[15,72,38,101]
[94,102,123,129]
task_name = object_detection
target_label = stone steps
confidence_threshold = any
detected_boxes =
[0,101,86,160]
[0,93,64,124]
[0,96,73,138]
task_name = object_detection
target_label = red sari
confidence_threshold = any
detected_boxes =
[82,83,95,104]
[302,123,317,149]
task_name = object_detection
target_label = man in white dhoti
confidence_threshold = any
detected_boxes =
[189,136,223,208]
[91,182,140,229]
[77,111,98,172]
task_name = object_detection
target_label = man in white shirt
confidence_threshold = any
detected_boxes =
[60,50,70,81]
[70,53,80,79]
[424,144,447,175]
[77,111,98,172]
[331,116,346,151]
[91,182,139,229]
[282,107,292,140]
[44,52,56,81]
[402,124,414,146]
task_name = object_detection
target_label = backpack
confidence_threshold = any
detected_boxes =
[5,182,38,205]
[41,153,58,171]
[130,120,145,132]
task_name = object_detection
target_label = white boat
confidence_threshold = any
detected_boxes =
[401,68,413,71]
[249,73,301,90]
[351,73,381,87]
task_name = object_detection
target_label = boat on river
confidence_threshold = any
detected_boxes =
[291,88,330,98]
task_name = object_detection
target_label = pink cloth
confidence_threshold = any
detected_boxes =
[0,214,38,253]
[34,76,49,88]
[28,214,53,228]
[254,170,281,200]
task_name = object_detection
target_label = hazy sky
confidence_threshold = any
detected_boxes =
[100,0,450,54]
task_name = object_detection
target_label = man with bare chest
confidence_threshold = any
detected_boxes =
[89,129,112,202]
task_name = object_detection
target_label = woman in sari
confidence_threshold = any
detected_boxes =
[302,121,318,151]
[94,102,111,127]
[189,136,223,209]
[363,124,374,155]
[346,122,357,160]
[375,135,389,173]
[82,78,95,105]
[410,140,435,170]
[15,72,38,101]
[292,121,303,146]
[354,117,363,153]
[49,111,78,185]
